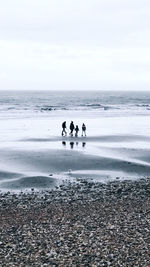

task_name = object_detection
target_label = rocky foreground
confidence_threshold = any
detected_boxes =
[0,178,150,267]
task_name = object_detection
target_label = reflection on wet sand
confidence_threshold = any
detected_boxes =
[82,142,86,148]
[70,142,74,149]
[62,141,66,147]
[62,141,86,149]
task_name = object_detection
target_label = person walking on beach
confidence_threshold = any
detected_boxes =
[69,121,75,136]
[82,123,86,137]
[62,121,67,136]
[75,125,79,137]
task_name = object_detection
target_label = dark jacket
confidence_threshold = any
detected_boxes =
[70,122,74,131]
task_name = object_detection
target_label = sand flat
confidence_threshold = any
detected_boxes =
[0,133,150,190]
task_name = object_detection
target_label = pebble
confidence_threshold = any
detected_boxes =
[0,178,150,266]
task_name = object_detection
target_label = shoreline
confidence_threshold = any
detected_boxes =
[0,178,150,266]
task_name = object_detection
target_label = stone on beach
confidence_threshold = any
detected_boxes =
[0,178,150,266]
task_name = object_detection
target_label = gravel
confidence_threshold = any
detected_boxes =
[0,178,150,266]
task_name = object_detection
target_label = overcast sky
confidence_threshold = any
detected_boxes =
[0,0,150,91]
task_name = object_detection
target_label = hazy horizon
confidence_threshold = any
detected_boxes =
[0,0,150,91]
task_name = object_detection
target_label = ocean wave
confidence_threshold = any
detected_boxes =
[82,103,103,108]
[1,104,150,114]
[1,91,150,115]
[40,106,68,111]
[83,104,115,110]
[39,104,120,112]
[136,104,150,107]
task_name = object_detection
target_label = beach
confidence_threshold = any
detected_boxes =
[0,178,150,266]
[0,91,150,265]
[1,132,150,191]
[1,91,150,191]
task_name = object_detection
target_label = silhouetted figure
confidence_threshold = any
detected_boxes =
[70,142,74,149]
[62,121,67,136]
[82,142,86,148]
[62,141,66,147]
[69,121,75,136]
[76,142,78,146]
[75,125,79,137]
[82,123,86,137]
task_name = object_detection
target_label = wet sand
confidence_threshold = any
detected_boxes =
[0,134,150,190]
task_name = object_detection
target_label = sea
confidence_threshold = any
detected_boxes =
[1,90,150,118]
